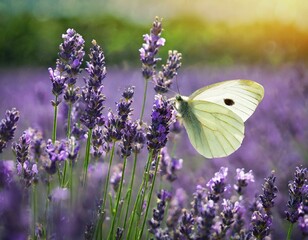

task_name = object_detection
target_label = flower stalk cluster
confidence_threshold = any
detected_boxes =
[0,108,19,153]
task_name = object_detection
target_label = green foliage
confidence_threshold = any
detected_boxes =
[1,14,308,67]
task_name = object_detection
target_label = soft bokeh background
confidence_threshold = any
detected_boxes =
[0,1,308,238]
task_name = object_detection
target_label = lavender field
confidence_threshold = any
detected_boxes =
[0,21,307,240]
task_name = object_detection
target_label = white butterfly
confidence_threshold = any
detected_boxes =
[174,80,264,158]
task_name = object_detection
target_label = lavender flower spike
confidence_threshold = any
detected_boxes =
[85,40,107,89]
[206,167,229,202]
[140,17,165,79]
[234,168,255,195]
[81,40,106,130]
[58,28,85,86]
[13,132,38,188]
[286,166,307,223]
[147,95,174,152]
[0,108,19,153]
[154,50,182,94]
[45,139,68,175]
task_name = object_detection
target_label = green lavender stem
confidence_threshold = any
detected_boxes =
[286,223,293,240]
[52,95,58,144]
[82,128,93,186]
[32,183,37,239]
[67,103,72,138]
[62,103,73,188]
[138,154,160,239]
[102,140,116,212]
[126,150,153,239]
[123,151,138,230]
[139,77,149,122]
[94,140,116,239]
[108,156,128,239]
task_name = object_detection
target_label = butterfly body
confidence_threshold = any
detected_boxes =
[174,80,264,158]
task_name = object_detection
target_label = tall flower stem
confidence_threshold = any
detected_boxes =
[108,156,128,239]
[138,154,160,239]
[123,151,138,230]
[32,183,37,239]
[69,160,74,207]
[67,103,72,138]
[139,77,149,122]
[62,103,73,187]
[82,128,93,186]
[102,140,116,212]
[94,140,116,239]
[286,223,293,240]
[52,96,58,143]
[127,150,153,239]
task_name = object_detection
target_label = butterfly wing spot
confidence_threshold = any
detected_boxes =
[224,98,235,106]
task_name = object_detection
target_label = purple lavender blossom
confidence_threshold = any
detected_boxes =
[140,17,165,79]
[249,172,277,239]
[250,211,272,239]
[286,166,307,223]
[45,139,68,174]
[81,86,105,130]
[91,126,105,159]
[259,172,278,213]
[179,209,195,239]
[104,86,135,145]
[147,95,174,152]
[64,85,80,105]
[48,29,85,101]
[206,167,229,202]
[218,199,239,237]
[81,40,106,130]
[25,128,45,161]
[154,50,182,94]
[299,214,308,236]
[196,199,216,239]
[13,132,38,187]
[234,168,255,195]
[0,108,19,153]
[84,40,107,89]
[149,189,172,236]
[120,120,137,158]
[58,28,85,86]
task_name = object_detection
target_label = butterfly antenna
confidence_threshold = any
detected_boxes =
[175,76,181,95]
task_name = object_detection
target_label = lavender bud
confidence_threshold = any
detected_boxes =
[58,28,85,86]
[179,209,195,239]
[81,40,106,130]
[259,172,278,213]
[140,17,165,79]
[149,190,171,235]
[147,95,174,152]
[45,139,68,175]
[13,132,38,187]
[85,40,106,89]
[286,166,307,223]
[120,121,137,158]
[206,167,229,202]
[0,108,19,153]
[234,168,255,195]
[154,50,182,94]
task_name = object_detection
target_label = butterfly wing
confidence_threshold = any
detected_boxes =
[190,80,264,122]
[180,99,245,158]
